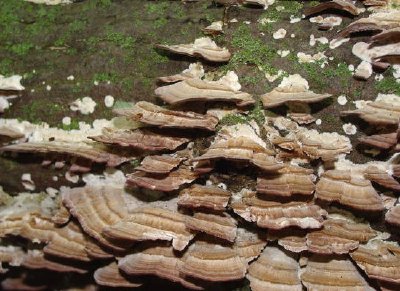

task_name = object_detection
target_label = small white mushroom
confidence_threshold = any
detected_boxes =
[342,123,357,135]
[337,95,348,106]
[70,97,97,115]
[104,95,115,108]
[273,28,287,40]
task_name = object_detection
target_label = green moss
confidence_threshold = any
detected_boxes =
[20,101,65,124]
[218,102,265,129]
[60,119,80,131]
[230,24,277,74]
[93,72,119,83]
[8,42,34,56]
[375,76,400,96]
[0,59,13,76]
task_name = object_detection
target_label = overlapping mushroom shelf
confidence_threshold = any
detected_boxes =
[1,0,400,290]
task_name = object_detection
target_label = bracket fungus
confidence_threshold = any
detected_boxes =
[156,37,231,62]
[246,246,302,291]
[115,101,219,131]
[155,71,255,107]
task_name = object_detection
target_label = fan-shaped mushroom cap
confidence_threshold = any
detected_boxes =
[0,141,129,167]
[89,128,190,151]
[180,240,248,282]
[233,227,267,262]
[339,10,400,38]
[178,184,231,211]
[342,93,400,125]
[93,262,142,288]
[261,74,331,108]
[301,256,374,290]
[0,75,24,91]
[61,185,129,251]
[243,0,273,8]
[103,207,194,251]
[156,37,231,62]
[246,246,302,291]
[155,71,255,107]
[118,244,203,290]
[257,165,315,197]
[185,212,237,242]
[351,240,400,284]
[316,170,384,211]
[203,21,223,35]
[267,117,352,161]
[307,217,376,254]
[0,246,24,273]
[304,0,361,17]
[371,27,400,45]
[126,167,199,192]
[359,131,398,150]
[22,249,87,274]
[157,63,205,83]
[115,101,218,131]
[386,204,400,226]
[135,155,184,174]
[231,190,327,229]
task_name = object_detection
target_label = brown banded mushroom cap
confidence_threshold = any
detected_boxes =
[93,261,142,288]
[115,101,219,131]
[261,74,332,108]
[257,165,316,197]
[342,94,400,125]
[185,212,237,242]
[156,37,231,62]
[180,240,248,282]
[231,190,327,229]
[155,71,255,107]
[61,185,129,251]
[350,240,400,284]
[246,246,302,291]
[135,155,184,174]
[126,166,199,192]
[103,207,194,251]
[178,184,231,211]
[89,127,191,151]
[118,244,203,290]
[304,0,361,17]
[157,62,205,83]
[301,256,374,290]
[0,141,130,167]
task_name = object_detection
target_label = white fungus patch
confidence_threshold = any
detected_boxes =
[342,123,357,135]
[65,172,79,184]
[62,117,71,126]
[393,65,400,81]
[70,97,97,115]
[67,75,74,81]
[297,52,328,66]
[0,75,25,91]
[0,97,10,113]
[21,174,35,191]
[104,95,115,108]
[258,17,276,25]
[315,119,322,125]
[309,34,329,47]
[273,28,287,39]
[290,15,301,23]
[264,70,285,82]
[46,85,51,91]
[329,38,350,50]
[277,50,290,57]
[337,95,348,105]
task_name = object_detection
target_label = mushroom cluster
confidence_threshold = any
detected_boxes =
[1,1,400,290]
